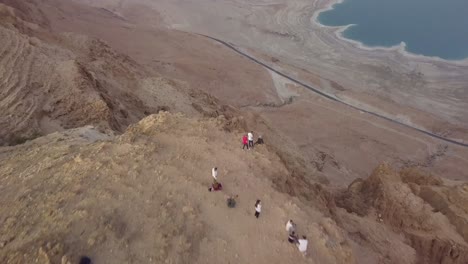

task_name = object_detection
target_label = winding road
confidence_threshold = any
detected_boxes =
[199,34,468,148]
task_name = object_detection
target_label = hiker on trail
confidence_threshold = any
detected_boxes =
[288,231,298,244]
[227,195,238,208]
[248,131,254,148]
[209,167,222,192]
[242,134,249,150]
[254,199,261,218]
[297,235,308,255]
[286,219,296,233]
[256,135,264,145]
[209,181,223,192]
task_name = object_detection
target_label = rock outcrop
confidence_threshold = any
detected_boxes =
[336,164,468,264]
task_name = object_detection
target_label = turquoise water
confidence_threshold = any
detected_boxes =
[317,0,468,60]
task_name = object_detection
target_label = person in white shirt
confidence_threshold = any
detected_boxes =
[247,131,254,148]
[254,199,261,218]
[286,219,296,233]
[212,167,218,181]
[297,235,308,255]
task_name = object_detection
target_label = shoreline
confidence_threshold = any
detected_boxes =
[312,0,468,65]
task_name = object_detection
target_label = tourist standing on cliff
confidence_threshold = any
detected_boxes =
[212,167,218,181]
[242,134,249,150]
[297,235,308,255]
[254,199,261,218]
[286,219,296,233]
[248,131,254,148]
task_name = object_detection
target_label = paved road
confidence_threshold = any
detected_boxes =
[199,34,468,148]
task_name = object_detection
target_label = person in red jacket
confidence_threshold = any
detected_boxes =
[242,134,249,150]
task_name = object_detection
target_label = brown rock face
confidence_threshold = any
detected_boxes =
[336,164,468,264]
[406,233,468,264]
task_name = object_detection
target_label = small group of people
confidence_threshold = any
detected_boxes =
[242,131,264,150]
[210,167,262,219]
[286,219,308,255]
[208,155,308,256]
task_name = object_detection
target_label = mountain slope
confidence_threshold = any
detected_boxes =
[0,113,355,264]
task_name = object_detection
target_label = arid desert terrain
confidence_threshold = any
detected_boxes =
[1,0,467,263]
